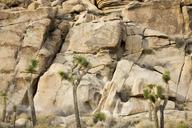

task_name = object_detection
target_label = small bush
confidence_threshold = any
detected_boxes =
[162,70,170,83]
[176,121,188,128]
[94,112,106,123]
[165,120,189,128]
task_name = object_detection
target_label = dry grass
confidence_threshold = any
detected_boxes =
[135,120,155,128]
[35,124,63,128]
[135,119,190,128]
[34,115,63,128]
[165,120,189,128]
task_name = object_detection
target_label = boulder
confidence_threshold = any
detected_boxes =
[37,0,50,6]
[144,29,168,38]
[15,118,28,127]
[125,23,145,36]
[123,0,190,35]
[62,0,85,14]
[0,0,22,7]
[0,3,7,9]
[51,0,64,6]
[144,37,170,48]
[125,35,143,54]
[62,21,124,54]
[74,11,98,25]
[177,56,192,102]
[34,63,104,115]
[114,98,175,116]
[95,0,130,9]
[96,54,188,116]
[0,7,57,27]
[27,2,40,10]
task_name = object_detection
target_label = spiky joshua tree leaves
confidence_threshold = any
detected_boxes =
[26,59,38,127]
[58,55,91,128]
[162,70,170,84]
[27,59,38,74]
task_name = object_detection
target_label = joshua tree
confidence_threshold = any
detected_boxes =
[160,70,170,128]
[143,84,163,128]
[26,59,38,127]
[183,102,188,121]
[0,92,7,122]
[59,55,91,128]
[143,70,171,128]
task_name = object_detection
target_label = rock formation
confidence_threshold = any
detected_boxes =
[0,0,192,127]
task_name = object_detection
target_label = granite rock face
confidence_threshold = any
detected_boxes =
[0,0,192,124]
[122,0,188,35]
[63,20,124,53]
[0,7,68,113]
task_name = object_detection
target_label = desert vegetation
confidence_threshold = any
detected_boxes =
[0,91,7,122]
[0,92,18,128]
[26,59,39,127]
[143,70,171,128]
[0,56,191,128]
[59,55,91,128]
[93,112,106,123]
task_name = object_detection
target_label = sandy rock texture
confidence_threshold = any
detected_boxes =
[0,0,192,127]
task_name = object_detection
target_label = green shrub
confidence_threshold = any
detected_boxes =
[165,120,189,128]
[26,59,38,73]
[162,70,170,84]
[176,121,188,128]
[73,55,90,68]
[94,112,106,123]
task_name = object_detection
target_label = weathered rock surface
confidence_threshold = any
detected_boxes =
[0,0,192,127]
[62,20,124,53]
[34,63,104,115]
[122,0,190,35]
[0,7,68,113]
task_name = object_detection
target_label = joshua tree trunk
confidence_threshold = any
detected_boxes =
[148,102,152,121]
[13,106,16,128]
[27,74,36,127]
[154,106,159,128]
[184,107,188,121]
[2,95,7,122]
[160,99,168,128]
[160,99,167,128]
[73,84,81,128]
[160,83,169,128]
[159,105,164,128]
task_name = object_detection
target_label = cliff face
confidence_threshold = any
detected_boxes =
[0,0,192,126]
